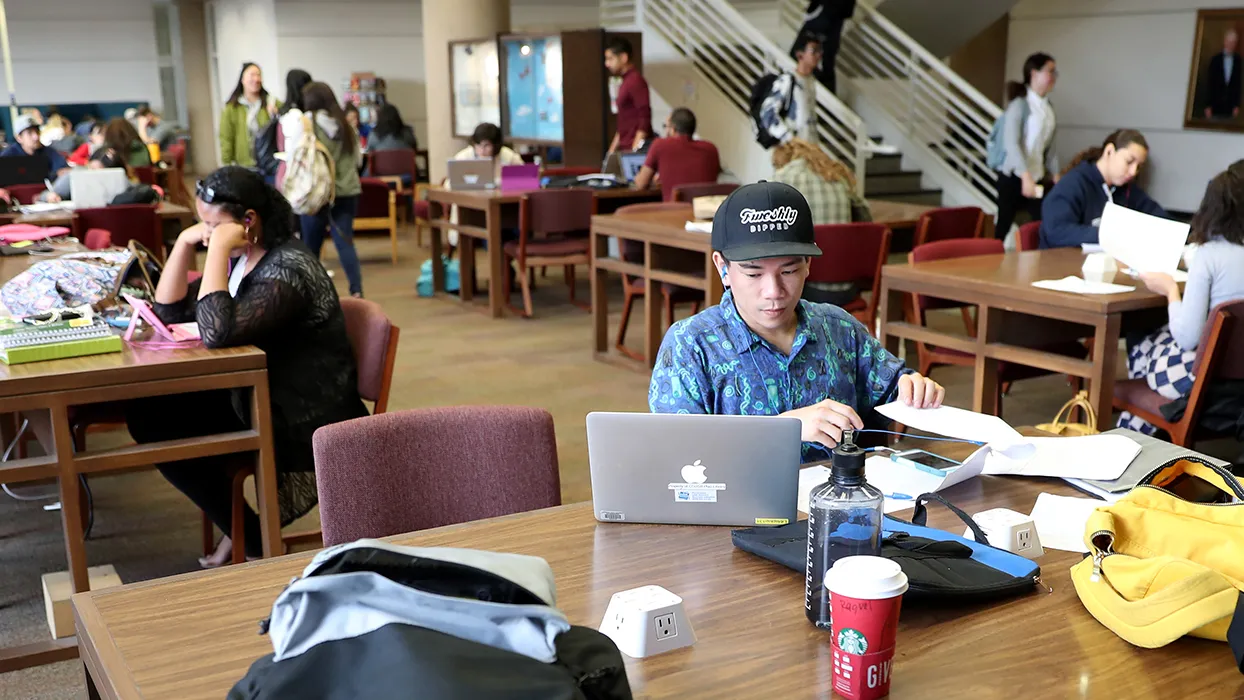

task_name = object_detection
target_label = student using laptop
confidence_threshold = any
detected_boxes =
[649,181,945,460]
[38,147,130,203]
[2,114,69,176]
[633,107,721,201]
[446,122,524,249]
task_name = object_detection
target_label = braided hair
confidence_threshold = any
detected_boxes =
[196,166,297,249]
[1189,160,1244,245]
[772,138,858,193]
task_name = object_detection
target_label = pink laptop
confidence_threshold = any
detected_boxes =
[500,164,541,193]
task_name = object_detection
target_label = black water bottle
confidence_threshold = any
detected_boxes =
[804,429,884,628]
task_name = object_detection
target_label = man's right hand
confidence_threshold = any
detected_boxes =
[780,399,865,450]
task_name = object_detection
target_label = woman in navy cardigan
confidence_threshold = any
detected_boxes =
[1039,129,1167,249]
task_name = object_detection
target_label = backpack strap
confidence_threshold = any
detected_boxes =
[909,493,990,545]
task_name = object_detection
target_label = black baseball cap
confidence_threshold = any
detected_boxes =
[711,181,821,261]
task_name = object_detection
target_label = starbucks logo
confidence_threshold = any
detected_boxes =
[837,628,868,655]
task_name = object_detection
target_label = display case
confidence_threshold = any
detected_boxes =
[449,38,502,139]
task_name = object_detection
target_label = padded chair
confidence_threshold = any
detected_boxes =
[72,204,162,260]
[671,182,739,203]
[1017,220,1042,252]
[412,183,433,248]
[205,298,401,564]
[808,223,892,330]
[369,149,418,223]
[908,238,1080,415]
[312,406,562,546]
[6,183,46,205]
[912,206,985,247]
[612,202,704,360]
[162,143,190,206]
[543,166,596,178]
[353,178,399,264]
[503,189,595,318]
[133,166,156,187]
[83,228,113,250]
[1113,300,1244,446]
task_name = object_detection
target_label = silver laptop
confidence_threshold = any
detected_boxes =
[447,158,496,191]
[587,412,802,527]
[69,168,130,209]
[619,153,646,183]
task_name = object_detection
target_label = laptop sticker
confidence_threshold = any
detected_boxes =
[668,460,726,502]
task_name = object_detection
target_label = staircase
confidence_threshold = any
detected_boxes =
[779,0,1003,212]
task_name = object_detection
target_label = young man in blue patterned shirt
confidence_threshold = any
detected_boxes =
[649,181,944,461]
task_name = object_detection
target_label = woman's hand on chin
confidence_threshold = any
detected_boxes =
[207,222,250,252]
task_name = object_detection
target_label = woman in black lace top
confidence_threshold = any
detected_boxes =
[125,166,367,567]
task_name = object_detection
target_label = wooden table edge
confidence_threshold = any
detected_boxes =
[74,592,137,700]
[0,349,267,399]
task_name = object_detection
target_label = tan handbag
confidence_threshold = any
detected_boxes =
[1036,390,1099,436]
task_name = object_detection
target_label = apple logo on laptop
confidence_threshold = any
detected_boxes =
[681,460,707,484]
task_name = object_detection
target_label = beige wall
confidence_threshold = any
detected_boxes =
[177,0,217,174]
[421,0,511,183]
[948,14,1009,107]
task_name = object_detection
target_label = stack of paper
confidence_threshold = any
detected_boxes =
[1029,492,1101,553]
[684,221,712,233]
[1099,202,1189,273]
[1031,276,1136,295]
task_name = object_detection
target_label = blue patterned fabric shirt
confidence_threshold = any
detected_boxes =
[648,291,911,461]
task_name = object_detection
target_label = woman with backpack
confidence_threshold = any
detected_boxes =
[219,62,279,167]
[285,81,364,297]
[992,52,1059,242]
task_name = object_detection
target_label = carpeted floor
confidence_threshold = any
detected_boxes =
[1,226,1238,699]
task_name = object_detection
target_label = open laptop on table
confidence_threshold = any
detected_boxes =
[447,158,496,191]
[0,155,50,187]
[500,163,540,192]
[587,412,802,526]
[70,169,130,209]
[619,153,646,184]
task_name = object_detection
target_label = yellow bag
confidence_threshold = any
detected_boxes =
[1070,457,1244,669]
[1036,390,1098,436]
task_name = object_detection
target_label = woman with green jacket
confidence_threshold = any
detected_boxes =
[219,62,279,167]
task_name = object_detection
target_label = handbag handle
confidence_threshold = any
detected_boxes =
[1047,390,1098,433]
[1140,456,1244,500]
[909,493,991,545]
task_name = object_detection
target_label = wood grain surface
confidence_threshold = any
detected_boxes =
[73,436,1244,698]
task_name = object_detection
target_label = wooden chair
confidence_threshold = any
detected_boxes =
[412,183,433,248]
[672,182,738,203]
[369,149,418,220]
[611,202,704,361]
[808,223,892,330]
[1113,300,1244,446]
[72,205,162,261]
[205,298,402,564]
[1017,220,1042,252]
[353,178,399,263]
[912,206,985,247]
[503,189,595,318]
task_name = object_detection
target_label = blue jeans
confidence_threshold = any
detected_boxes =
[300,195,363,295]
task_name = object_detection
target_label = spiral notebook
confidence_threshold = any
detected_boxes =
[0,320,122,364]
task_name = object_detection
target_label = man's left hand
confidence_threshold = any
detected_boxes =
[897,373,945,409]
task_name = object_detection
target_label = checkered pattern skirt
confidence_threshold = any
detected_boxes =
[1117,326,1197,435]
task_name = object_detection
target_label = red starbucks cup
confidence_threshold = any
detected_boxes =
[824,556,908,700]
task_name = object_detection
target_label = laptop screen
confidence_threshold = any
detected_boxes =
[620,153,646,183]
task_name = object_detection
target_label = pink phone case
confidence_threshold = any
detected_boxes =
[122,293,199,343]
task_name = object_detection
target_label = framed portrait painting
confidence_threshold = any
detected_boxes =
[1185,8,1244,132]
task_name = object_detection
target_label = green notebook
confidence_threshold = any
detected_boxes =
[0,321,123,365]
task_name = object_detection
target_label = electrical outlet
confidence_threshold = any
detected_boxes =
[1016,527,1033,551]
[654,613,677,640]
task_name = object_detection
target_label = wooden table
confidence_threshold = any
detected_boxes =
[425,187,662,318]
[72,442,1240,698]
[589,200,942,368]
[879,248,1168,423]
[0,344,281,675]
[3,202,195,229]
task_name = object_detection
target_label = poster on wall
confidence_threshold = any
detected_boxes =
[1184,8,1244,132]
[451,39,501,138]
[503,36,564,142]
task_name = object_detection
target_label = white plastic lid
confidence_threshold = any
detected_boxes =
[823,555,909,600]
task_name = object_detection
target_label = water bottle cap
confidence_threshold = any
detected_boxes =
[823,556,909,600]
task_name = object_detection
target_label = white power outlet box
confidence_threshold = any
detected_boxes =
[598,585,696,658]
[967,507,1044,560]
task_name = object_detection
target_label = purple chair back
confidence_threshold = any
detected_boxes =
[914,206,984,247]
[356,178,391,217]
[7,183,46,205]
[369,149,417,179]
[671,182,738,203]
[909,238,1003,312]
[73,204,161,258]
[83,228,113,250]
[523,189,596,236]
[313,406,562,546]
[808,223,892,287]
[1017,221,1042,251]
[339,297,398,410]
[1194,299,1244,378]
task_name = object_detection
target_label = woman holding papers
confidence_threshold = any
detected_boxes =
[1039,129,1167,249]
[1120,162,1244,434]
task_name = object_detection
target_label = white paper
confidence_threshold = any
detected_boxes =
[1080,243,1105,254]
[1032,276,1136,295]
[798,465,915,515]
[684,221,712,233]
[1099,201,1189,273]
[1029,492,1103,553]
[1122,267,1188,283]
[20,202,69,213]
[983,434,1141,480]
[876,402,1023,446]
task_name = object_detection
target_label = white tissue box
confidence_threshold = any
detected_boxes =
[1081,253,1118,284]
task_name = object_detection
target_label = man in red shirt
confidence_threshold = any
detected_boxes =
[634,108,722,201]
[605,37,652,154]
